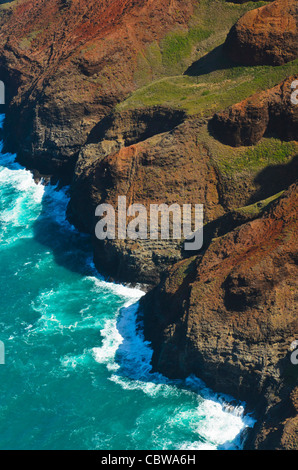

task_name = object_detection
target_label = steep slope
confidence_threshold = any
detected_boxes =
[0,0,195,179]
[0,0,297,450]
[67,110,225,285]
[140,181,298,449]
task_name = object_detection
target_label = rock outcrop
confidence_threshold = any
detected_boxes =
[211,75,298,147]
[140,181,298,449]
[67,99,298,285]
[67,110,225,285]
[224,0,298,66]
[0,0,195,180]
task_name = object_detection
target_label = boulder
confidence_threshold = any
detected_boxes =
[224,0,298,66]
[211,75,298,146]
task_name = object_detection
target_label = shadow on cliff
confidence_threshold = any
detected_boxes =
[184,44,237,77]
[0,154,254,449]
[248,154,298,204]
[181,155,298,262]
[29,153,298,282]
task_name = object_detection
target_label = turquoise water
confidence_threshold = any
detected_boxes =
[0,115,255,450]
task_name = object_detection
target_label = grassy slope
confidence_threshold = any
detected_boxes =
[198,127,297,176]
[122,59,298,116]
[132,0,268,84]
[119,60,298,116]
[118,0,297,118]
[117,0,297,197]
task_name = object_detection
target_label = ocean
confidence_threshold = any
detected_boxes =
[0,114,255,450]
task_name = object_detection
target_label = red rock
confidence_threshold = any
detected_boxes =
[141,181,298,449]
[211,75,298,147]
[224,0,298,66]
[0,0,195,179]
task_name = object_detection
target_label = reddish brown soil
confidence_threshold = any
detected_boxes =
[141,181,298,449]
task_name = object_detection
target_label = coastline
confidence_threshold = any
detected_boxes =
[0,0,297,450]
[0,127,256,450]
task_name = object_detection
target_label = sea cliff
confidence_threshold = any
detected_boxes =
[0,0,297,449]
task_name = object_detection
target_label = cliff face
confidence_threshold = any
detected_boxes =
[141,181,298,449]
[224,0,298,66]
[65,84,297,285]
[0,0,195,180]
[211,75,298,147]
[0,0,297,450]
[67,109,225,285]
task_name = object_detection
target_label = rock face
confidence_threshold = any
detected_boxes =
[140,181,298,449]
[67,109,225,285]
[0,0,195,180]
[224,0,298,66]
[211,75,298,147]
[67,100,298,285]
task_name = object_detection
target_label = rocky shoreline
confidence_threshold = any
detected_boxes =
[139,183,298,449]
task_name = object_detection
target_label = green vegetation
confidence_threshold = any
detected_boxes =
[132,0,270,86]
[161,27,212,71]
[236,190,285,218]
[0,0,21,12]
[120,59,298,116]
[168,256,197,287]
[118,0,297,208]
[119,0,297,117]
[213,139,298,176]
[240,141,297,170]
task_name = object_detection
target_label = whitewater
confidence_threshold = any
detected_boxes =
[0,114,255,450]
